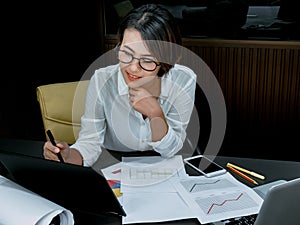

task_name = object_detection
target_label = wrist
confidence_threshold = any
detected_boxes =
[148,105,163,120]
[150,116,168,141]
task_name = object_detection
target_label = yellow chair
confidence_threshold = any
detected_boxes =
[36,80,90,144]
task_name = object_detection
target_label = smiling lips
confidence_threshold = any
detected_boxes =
[128,73,140,82]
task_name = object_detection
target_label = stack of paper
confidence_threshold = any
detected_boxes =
[101,155,264,225]
[0,175,74,225]
[120,155,196,224]
[102,155,196,224]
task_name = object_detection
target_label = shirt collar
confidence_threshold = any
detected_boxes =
[117,68,128,95]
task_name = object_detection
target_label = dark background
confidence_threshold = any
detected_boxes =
[1,1,103,141]
[1,1,299,161]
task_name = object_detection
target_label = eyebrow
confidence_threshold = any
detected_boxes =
[122,45,154,57]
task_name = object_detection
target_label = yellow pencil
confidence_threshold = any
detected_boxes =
[226,163,265,180]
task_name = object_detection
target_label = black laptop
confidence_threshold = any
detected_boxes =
[0,150,126,218]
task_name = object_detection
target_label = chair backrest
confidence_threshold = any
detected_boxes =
[36,80,90,144]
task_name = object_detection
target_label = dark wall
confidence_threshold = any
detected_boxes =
[1,1,103,141]
[1,1,299,162]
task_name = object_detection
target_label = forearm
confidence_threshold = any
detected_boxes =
[149,107,168,142]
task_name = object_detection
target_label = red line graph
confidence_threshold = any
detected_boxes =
[207,193,243,214]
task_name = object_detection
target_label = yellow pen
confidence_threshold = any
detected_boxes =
[226,163,265,180]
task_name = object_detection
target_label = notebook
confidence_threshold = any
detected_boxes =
[0,150,126,218]
[213,177,300,225]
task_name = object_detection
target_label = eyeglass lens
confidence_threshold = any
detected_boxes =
[117,50,158,71]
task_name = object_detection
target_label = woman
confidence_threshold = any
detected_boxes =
[43,4,196,166]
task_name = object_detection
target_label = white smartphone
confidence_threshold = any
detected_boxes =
[184,155,226,177]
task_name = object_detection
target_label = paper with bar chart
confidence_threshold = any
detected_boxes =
[121,155,185,187]
[120,155,196,224]
[173,172,264,224]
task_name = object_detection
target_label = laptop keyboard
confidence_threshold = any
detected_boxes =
[220,214,257,225]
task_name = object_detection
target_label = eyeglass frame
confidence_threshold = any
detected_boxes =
[115,45,161,72]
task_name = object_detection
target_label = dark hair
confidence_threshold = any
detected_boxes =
[117,4,182,77]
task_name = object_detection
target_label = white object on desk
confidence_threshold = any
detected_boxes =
[101,155,196,224]
[172,172,264,224]
[120,155,195,224]
[121,155,186,187]
[0,175,74,225]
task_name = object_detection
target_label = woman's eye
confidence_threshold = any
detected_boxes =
[141,58,155,63]
[124,51,132,56]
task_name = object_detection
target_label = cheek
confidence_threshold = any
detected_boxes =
[119,62,127,71]
[120,62,131,75]
[150,67,160,77]
[144,66,160,77]
[143,71,157,77]
[120,65,126,74]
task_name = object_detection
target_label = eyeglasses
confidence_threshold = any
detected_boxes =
[116,48,160,72]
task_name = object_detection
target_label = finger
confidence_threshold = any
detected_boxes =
[44,150,60,161]
[128,88,137,100]
[44,141,61,154]
[128,88,135,96]
[129,95,135,105]
[129,87,139,95]
[55,142,65,150]
[44,141,55,151]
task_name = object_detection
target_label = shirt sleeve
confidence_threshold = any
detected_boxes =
[148,65,197,157]
[70,72,106,166]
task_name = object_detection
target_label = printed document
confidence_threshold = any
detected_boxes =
[101,155,196,224]
[172,172,264,224]
[120,155,195,224]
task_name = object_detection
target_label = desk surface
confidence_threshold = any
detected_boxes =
[1,138,300,225]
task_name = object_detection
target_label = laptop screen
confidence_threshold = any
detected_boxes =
[212,178,300,225]
[254,177,300,225]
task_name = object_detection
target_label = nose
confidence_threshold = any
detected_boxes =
[129,59,141,72]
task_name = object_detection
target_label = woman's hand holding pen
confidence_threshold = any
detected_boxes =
[43,137,83,166]
[43,140,70,162]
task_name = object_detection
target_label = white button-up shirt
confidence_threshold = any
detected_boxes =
[71,63,196,166]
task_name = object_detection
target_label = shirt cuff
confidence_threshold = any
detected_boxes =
[147,128,182,158]
[70,143,102,167]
